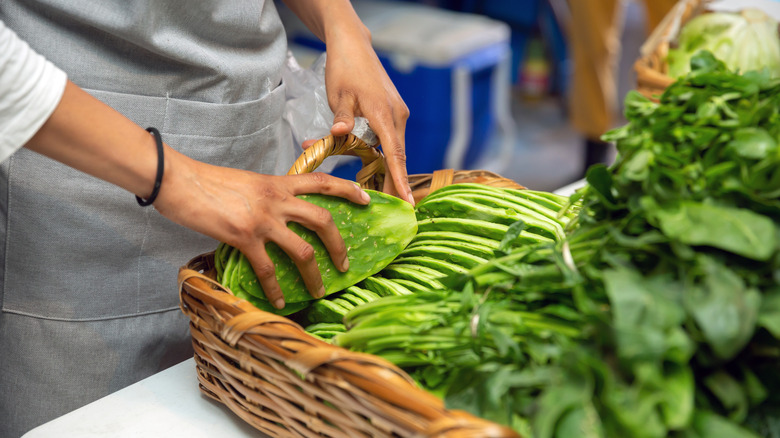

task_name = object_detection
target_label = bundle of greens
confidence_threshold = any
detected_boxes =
[336,52,780,437]
[334,227,588,435]
[543,51,780,437]
[301,184,576,326]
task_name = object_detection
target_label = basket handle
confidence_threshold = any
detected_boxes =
[287,133,386,191]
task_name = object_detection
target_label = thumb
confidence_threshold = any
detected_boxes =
[331,102,356,136]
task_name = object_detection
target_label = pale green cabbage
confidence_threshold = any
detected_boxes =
[667,8,780,78]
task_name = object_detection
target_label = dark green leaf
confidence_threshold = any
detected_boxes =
[658,364,695,429]
[758,287,780,339]
[645,199,776,261]
[691,410,761,438]
[703,371,749,422]
[498,220,529,253]
[684,256,761,359]
[728,128,778,159]
[602,267,691,363]
[585,165,617,207]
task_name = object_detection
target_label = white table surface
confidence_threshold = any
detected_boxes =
[553,178,585,197]
[22,358,267,438]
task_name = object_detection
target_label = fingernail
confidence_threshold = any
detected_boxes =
[361,190,371,203]
[316,287,326,299]
[273,298,285,309]
[333,121,348,131]
[406,192,416,205]
[342,257,350,272]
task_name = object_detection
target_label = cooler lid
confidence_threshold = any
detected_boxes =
[350,0,511,65]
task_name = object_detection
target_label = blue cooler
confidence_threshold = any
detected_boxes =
[280,0,515,177]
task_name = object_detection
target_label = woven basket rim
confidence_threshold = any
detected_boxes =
[178,252,520,437]
[634,0,710,99]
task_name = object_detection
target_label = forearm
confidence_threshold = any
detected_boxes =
[24,80,161,201]
[281,0,370,45]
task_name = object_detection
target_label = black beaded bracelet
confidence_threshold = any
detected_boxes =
[136,127,164,207]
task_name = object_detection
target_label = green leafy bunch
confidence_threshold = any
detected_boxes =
[335,225,588,435]
[334,52,780,438]
[549,51,780,437]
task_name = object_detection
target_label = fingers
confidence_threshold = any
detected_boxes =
[301,139,317,150]
[288,172,371,205]
[274,226,328,300]
[370,112,414,205]
[286,198,350,273]
[331,93,357,136]
[241,207,344,308]
[319,22,412,204]
[242,245,286,310]
[331,95,414,204]
[263,197,350,303]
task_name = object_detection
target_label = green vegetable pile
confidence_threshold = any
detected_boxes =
[332,52,780,437]
[301,183,575,334]
[546,51,780,437]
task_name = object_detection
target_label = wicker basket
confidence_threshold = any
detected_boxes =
[287,133,525,204]
[178,134,524,437]
[634,0,709,99]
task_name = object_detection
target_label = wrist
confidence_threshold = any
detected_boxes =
[151,144,196,213]
[322,4,371,46]
[284,0,370,45]
[135,128,164,206]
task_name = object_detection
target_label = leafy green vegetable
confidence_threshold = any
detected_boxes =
[667,9,780,79]
[335,52,780,437]
[643,199,776,261]
[532,52,780,436]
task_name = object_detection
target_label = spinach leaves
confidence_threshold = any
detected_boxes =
[547,51,780,437]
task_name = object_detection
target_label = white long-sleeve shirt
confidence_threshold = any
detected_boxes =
[0,20,67,163]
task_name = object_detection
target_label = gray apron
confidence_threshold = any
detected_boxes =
[0,1,294,436]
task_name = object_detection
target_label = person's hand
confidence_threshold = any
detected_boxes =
[282,0,413,203]
[154,150,371,310]
[323,24,414,205]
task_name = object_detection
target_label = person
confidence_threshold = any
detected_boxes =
[0,1,412,436]
[566,0,677,175]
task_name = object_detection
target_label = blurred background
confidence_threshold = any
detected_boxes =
[277,0,676,192]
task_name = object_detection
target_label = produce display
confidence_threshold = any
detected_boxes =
[667,8,780,79]
[214,190,417,315]
[312,52,780,437]
[208,50,780,437]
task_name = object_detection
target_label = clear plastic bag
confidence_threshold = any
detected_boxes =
[282,51,354,174]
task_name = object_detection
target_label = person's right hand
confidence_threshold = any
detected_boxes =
[153,149,371,310]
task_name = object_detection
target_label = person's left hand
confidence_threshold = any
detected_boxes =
[323,24,414,205]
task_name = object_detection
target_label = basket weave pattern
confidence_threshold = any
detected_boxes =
[179,253,517,437]
[179,134,524,437]
[634,0,708,99]
[408,169,524,204]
